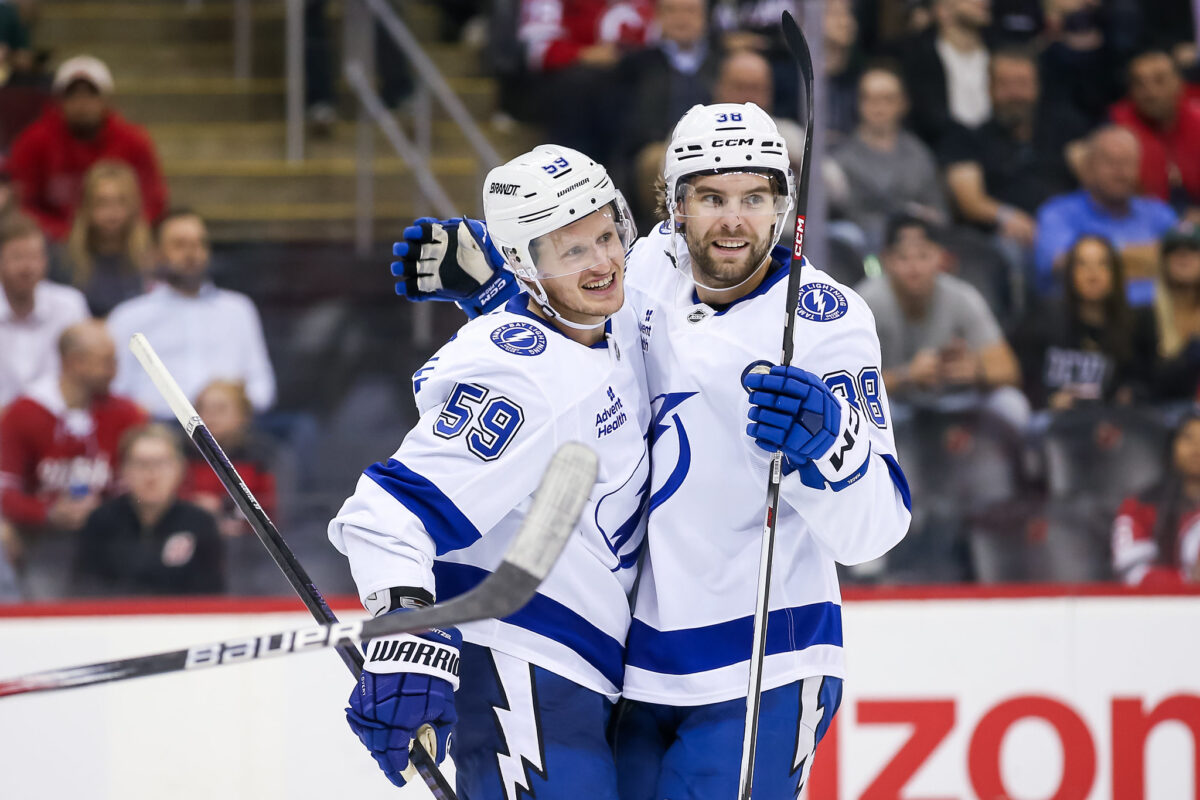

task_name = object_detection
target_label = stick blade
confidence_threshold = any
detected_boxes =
[128,332,203,435]
[502,441,598,581]
[780,10,815,81]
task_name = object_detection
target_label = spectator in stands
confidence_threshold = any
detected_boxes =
[63,160,151,317]
[303,0,412,136]
[823,0,864,143]
[857,213,1026,427]
[826,65,947,255]
[899,0,992,149]
[712,48,803,166]
[1034,125,1177,304]
[942,48,1090,273]
[617,0,720,217]
[984,0,1043,47]
[0,321,145,578]
[1036,0,1117,120]
[0,0,33,84]
[1152,223,1200,402]
[73,423,224,596]
[1110,49,1200,221]
[518,0,654,161]
[181,380,276,539]
[707,0,803,119]
[1112,410,1200,587]
[1013,235,1155,411]
[7,55,166,240]
[0,168,14,222]
[0,212,88,409]
[106,209,276,418]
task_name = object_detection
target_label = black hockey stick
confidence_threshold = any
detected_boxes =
[125,335,456,797]
[738,10,816,799]
[0,434,596,701]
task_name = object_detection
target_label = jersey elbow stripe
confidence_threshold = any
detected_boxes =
[625,601,842,675]
[365,459,482,555]
[435,561,625,688]
[881,453,912,512]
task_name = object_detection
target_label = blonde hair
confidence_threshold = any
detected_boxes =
[66,160,151,287]
[1153,251,1200,359]
[196,379,253,419]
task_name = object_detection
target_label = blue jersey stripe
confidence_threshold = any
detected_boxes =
[434,561,626,688]
[365,459,482,555]
[625,601,842,675]
[881,453,912,512]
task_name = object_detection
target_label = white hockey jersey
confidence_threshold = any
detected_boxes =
[621,224,912,706]
[328,295,650,698]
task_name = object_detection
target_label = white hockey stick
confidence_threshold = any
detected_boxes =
[129,333,455,798]
[0,441,597,699]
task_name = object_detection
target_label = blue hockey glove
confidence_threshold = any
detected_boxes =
[346,609,461,787]
[743,363,871,488]
[391,217,519,319]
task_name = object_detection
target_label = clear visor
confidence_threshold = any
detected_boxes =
[674,173,789,221]
[529,205,628,280]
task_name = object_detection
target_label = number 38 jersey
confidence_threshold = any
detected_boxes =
[329,294,650,698]
[620,225,912,706]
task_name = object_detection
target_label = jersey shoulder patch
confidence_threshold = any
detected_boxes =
[488,320,549,356]
[796,282,849,323]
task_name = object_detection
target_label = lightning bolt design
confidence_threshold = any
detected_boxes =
[792,677,827,797]
[492,655,546,800]
[506,330,535,345]
[811,289,828,317]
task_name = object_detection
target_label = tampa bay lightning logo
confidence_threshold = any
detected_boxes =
[594,448,650,572]
[797,284,848,322]
[490,322,548,356]
[647,391,697,514]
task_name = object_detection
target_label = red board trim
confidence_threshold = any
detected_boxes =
[0,584,1197,618]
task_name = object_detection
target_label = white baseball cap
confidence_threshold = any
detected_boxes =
[53,56,115,94]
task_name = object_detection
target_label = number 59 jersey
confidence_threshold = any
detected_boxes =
[329,294,651,699]
[621,227,912,706]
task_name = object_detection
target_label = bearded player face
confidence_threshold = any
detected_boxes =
[676,171,779,291]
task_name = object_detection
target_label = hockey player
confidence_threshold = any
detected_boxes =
[391,102,912,798]
[611,103,910,798]
[328,145,650,797]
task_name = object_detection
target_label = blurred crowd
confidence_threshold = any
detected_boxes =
[0,0,1198,600]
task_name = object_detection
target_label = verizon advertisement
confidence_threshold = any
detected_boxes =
[0,591,1196,800]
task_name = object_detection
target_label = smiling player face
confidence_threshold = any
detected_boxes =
[528,206,626,327]
[677,172,780,291]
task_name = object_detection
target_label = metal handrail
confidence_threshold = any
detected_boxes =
[362,0,503,169]
[277,0,503,260]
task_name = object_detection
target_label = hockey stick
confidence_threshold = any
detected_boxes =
[0,442,597,700]
[126,334,455,798]
[737,10,816,799]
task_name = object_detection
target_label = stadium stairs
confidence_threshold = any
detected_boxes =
[40,0,541,243]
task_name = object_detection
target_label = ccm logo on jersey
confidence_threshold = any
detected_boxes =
[797,284,849,322]
[490,322,548,356]
[711,138,754,147]
[489,182,520,196]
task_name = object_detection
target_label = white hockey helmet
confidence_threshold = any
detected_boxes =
[664,102,796,247]
[483,145,635,287]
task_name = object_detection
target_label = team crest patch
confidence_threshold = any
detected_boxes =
[796,284,848,322]
[490,322,548,356]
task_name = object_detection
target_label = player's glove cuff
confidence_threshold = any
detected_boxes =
[810,394,871,490]
[363,628,461,690]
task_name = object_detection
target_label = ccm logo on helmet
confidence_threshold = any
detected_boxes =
[711,138,754,147]
[489,182,520,196]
